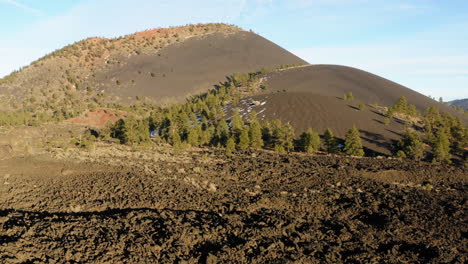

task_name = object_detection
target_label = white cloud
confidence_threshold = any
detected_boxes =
[0,0,44,16]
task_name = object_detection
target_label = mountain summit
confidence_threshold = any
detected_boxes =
[0,23,305,112]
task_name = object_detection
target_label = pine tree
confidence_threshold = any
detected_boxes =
[171,130,182,150]
[187,126,200,147]
[231,108,244,132]
[274,144,286,154]
[395,130,425,161]
[394,96,408,113]
[249,120,264,149]
[261,120,273,148]
[441,113,467,154]
[123,117,141,144]
[299,128,321,153]
[276,123,295,152]
[407,104,419,117]
[323,128,339,153]
[200,125,215,146]
[424,106,442,141]
[344,126,364,156]
[238,127,250,150]
[214,119,229,146]
[248,110,258,123]
[225,137,236,156]
[110,116,149,144]
[432,128,451,164]
[176,110,190,133]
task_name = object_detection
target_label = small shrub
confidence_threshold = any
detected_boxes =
[383,117,391,125]
[343,92,354,100]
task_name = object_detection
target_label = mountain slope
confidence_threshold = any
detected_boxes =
[232,65,467,155]
[0,23,306,113]
[91,31,307,104]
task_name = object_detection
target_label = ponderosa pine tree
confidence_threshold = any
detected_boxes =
[111,116,149,144]
[387,96,420,118]
[441,113,467,154]
[238,127,250,150]
[187,126,201,146]
[231,108,244,136]
[432,128,451,164]
[394,130,425,161]
[225,136,236,156]
[344,126,364,156]
[214,119,229,146]
[299,128,321,153]
[282,123,295,152]
[323,128,339,153]
[269,120,294,153]
[249,120,264,149]
[423,106,442,141]
[170,129,182,150]
[200,125,215,146]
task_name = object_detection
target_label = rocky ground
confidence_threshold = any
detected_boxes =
[0,144,467,263]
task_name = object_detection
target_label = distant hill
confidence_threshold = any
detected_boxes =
[447,98,468,110]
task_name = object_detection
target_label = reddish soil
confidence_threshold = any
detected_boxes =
[0,149,466,263]
[66,110,121,128]
[132,26,196,40]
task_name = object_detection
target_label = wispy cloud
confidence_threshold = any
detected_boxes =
[0,0,45,16]
[414,70,468,75]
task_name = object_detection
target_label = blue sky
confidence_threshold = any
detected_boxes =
[1,0,467,100]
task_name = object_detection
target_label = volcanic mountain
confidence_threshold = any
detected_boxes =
[0,23,306,111]
[0,23,465,155]
[233,65,467,155]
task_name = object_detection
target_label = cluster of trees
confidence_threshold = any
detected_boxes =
[108,70,366,156]
[110,105,367,157]
[386,96,419,119]
[108,82,466,164]
[392,105,467,164]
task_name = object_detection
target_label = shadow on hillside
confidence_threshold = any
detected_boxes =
[373,119,384,125]
[359,129,394,155]
[371,110,386,117]
[347,105,360,111]
[395,119,405,125]
[386,129,403,137]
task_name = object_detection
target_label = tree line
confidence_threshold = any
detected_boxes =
[389,97,467,164]
[109,85,467,165]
